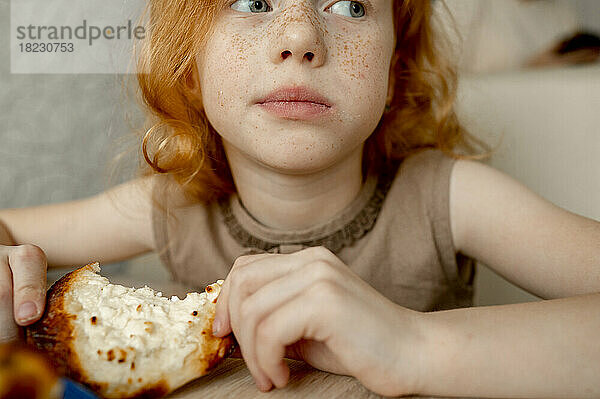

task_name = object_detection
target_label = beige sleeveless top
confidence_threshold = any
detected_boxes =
[152,149,475,312]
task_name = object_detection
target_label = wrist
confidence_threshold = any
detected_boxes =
[390,306,431,396]
[413,309,467,397]
[407,309,431,396]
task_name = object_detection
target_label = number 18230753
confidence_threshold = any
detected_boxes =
[19,42,74,53]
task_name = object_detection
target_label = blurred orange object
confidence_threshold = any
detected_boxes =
[0,341,61,399]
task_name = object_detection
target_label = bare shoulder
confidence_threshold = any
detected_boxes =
[449,159,600,298]
[449,158,569,256]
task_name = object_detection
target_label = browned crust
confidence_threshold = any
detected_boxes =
[128,382,169,399]
[203,334,237,375]
[203,316,237,373]
[105,379,169,399]
[25,263,92,385]
[204,333,237,374]
[25,263,237,399]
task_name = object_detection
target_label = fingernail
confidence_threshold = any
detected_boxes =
[212,318,222,335]
[17,301,38,322]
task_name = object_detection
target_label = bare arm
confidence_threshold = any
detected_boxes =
[0,176,159,268]
[1,174,196,339]
[413,160,600,398]
[418,293,600,398]
[0,220,16,246]
[450,159,600,299]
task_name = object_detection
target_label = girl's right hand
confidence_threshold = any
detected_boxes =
[0,244,47,342]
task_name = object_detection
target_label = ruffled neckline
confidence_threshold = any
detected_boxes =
[219,164,398,254]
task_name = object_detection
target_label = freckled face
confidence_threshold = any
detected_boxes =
[197,0,395,173]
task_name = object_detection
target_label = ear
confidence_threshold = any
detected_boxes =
[185,58,202,97]
[185,58,204,110]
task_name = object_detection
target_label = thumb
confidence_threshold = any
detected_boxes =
[213,250,269,337]
[213,280,232,337]
[9,245,47,326]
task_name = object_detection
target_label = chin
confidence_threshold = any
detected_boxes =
[215,117,368,175]
[254,150,342,175]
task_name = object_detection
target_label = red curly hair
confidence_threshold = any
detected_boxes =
[136,0,489,204]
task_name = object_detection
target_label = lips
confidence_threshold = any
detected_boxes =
[256,86,333,120]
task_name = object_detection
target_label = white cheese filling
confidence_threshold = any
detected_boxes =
[65,263,223,387]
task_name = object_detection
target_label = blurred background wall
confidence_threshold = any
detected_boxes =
[574,0,600,30]
[1,0,599,305]
[0,0,144,280]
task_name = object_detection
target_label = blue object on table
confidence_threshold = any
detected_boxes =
[61,378,100,399]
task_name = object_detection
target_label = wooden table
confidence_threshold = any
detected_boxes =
[167,358,385,398]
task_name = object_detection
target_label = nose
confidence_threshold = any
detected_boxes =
[268,11,327,67]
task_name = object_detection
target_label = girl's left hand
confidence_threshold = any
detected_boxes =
[212,246,426,396]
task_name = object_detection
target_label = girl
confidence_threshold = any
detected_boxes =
[1,0,599,397]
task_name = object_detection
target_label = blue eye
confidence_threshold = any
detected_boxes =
[329,1,365,18]
[231,0,272,13]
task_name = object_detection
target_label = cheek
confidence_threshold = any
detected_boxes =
[200,29,258,115]
[334,27,389,89]
[331,29,391,122]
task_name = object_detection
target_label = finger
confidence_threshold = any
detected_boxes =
[213,253,273,337]
[224,247,333,337]
[255,286,335,389]
[226,253,311,334]
[229,346,304,361]
[9,245,47,326]
[221,254,293,390]
[219,249,336,390]
[235,261,337,390]
[0,258,18,342]
[228,256,339,341]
